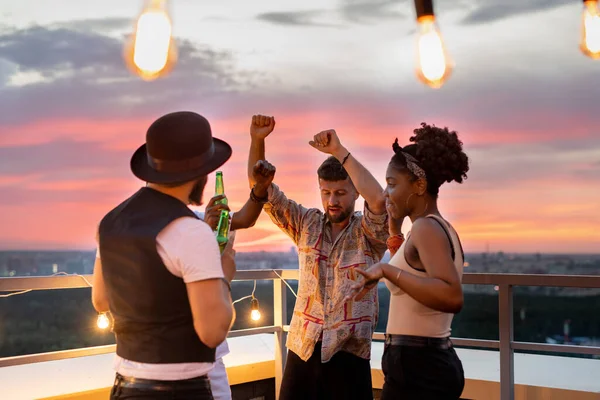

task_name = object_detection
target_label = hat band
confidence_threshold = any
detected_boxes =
[147,144,215,173]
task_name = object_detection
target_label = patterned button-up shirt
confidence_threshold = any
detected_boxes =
[264,184,389,362]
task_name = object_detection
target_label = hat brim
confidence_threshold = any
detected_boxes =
[130,137,232,184]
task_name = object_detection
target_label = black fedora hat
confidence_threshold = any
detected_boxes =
[130,111,232,184]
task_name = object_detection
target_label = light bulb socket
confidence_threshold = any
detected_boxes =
[415,0,435,19]
[251,298,259,311]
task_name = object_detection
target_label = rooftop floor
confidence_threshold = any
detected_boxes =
[1,334,599,400]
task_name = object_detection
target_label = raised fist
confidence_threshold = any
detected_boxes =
[308,129,343,156]
[252,160,276,196]
[250,115,275,140]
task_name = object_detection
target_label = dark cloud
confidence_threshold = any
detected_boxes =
[339,0,405,23]
[256,11,339,28]
[337,0,467,24]
[256,1,408,28]
[0,57,14,85]
[0,24,259,125]
[52,17,132,33]
[0,26,123,73]
[461,0,572,25]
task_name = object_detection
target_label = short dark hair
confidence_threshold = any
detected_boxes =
[317,156,352,182]
[390,123,469,197]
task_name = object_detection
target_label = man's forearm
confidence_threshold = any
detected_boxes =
[248,139,265,187]
[332,147,386,214]
[231,194,264,230]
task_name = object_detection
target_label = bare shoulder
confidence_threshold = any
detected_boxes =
[410,217,447,244]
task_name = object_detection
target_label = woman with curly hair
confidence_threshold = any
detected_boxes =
[345,123,470,399]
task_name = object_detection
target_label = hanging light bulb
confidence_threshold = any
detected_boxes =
[250,298,261,321]
[413,0,453,88]
[124,0,177,80]
[580,0,600,59]
[97,313,110,330]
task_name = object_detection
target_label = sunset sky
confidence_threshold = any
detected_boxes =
[0,0,598,253]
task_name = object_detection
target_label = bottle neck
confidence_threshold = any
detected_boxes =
[215,173,225,196]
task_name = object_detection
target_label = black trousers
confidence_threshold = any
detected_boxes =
[110,373,214,400]
[381,342,465,400]
[279,342,373,400]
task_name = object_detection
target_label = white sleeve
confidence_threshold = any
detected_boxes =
[157,217,224,283]
[193,210,205,219]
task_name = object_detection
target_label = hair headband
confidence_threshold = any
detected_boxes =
[392,139,427,180]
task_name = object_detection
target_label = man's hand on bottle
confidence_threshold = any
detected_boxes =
[252,160,276,196]
[250,115,275,140]
[204,195,230,230]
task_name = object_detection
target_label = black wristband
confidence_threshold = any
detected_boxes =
[250,186,269,204]
[341,152,351,166]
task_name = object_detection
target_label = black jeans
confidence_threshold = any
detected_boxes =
[110,373,214,400]
[279,342,373,400]
[381,341,465,400]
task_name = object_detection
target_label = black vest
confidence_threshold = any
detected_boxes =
[98,187,215,364]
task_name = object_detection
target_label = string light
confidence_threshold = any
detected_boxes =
[232,280,262,322]
[1,271,299,326]
[230,272,297,322]
[97,313,111,330]
[413,0,453,88]
[580,0,600,59]
[250,298,261,321]
[124,0,177,80]
[0,272,111,330]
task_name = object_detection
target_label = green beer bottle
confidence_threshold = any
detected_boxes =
[216,209,230,253]
[214,171,230,252]
[214,171,228,206]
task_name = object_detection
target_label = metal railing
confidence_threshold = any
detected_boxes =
[1,270,600,400]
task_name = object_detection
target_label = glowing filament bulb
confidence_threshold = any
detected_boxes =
[97,313,110,330]
[416,15,452,88]
[580,0,600,59]
[250,298,261,321]
[125,0,177,80]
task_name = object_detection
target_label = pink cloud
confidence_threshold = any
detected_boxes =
[0,105,598,253]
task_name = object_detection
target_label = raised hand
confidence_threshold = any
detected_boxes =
[250,115,276,140]
[252,160,276,196]
[344,264,385,302]
[203,195,231,230]
[308,129,345,157]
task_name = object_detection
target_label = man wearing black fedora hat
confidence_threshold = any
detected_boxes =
[92,111,238,399]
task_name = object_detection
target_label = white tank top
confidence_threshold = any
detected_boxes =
[384,214,464,338]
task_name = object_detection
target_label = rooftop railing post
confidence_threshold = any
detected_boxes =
[499,283,514,400]
[273,277,288,400]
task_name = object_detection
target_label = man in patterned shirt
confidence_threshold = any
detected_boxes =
[247,115,389,400]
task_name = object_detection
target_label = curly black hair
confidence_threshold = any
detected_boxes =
[390,123,469,197]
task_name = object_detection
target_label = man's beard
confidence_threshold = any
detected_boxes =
[188,177,207,206]
[326,207,352,223]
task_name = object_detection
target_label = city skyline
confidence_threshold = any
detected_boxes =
[1,1,599,253]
